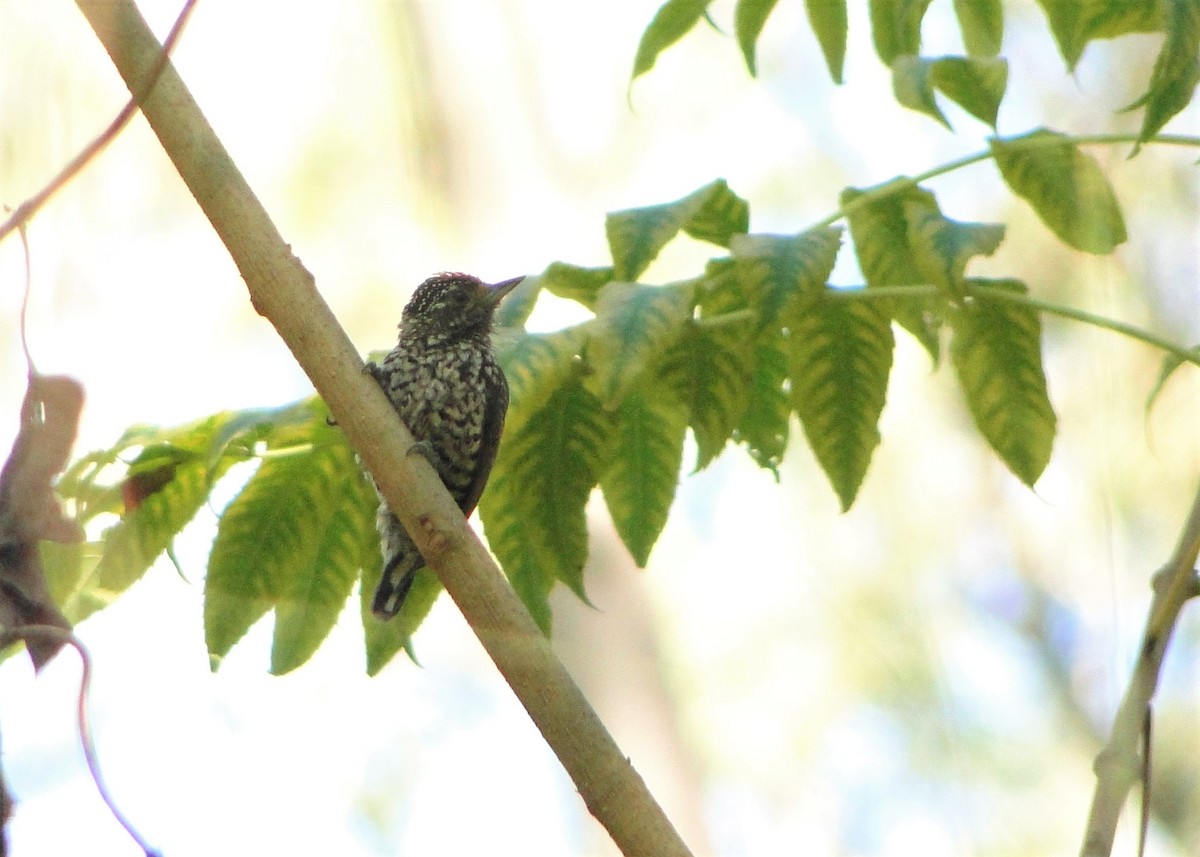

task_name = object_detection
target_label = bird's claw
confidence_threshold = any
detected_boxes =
[407,440,437,466]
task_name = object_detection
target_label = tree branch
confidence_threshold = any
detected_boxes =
[1079,486,1200,857]
[72,2,693,855]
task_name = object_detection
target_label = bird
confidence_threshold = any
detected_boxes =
[365,271,522,619]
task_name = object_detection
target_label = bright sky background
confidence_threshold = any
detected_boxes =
[2,2,1200,855]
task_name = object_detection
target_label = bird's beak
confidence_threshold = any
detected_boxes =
[485,276,524,305]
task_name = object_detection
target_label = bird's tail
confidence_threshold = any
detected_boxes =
[372,550,423,619]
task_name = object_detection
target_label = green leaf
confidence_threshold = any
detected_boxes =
[733,334,791,476]
[842,181,937,287]
[587,280,696,406]
[953,0,1003,56]
[271,446,376,675]
[731,227,843,328]
[903,200,1005,295]
[842,181,948,360]
[495,325,589,434]
[540,262,614,311]
[93,450,235,596]
[1034,0,1163,69]
[361,567,441,676]
[786,295,895,510]
[600,381,689,566]
[735,0,781,76]
[991,129,1127,254]
[892,55,1008,129]
[662,288,755,471]
[204,411,375,673]
[606,180,749,281]
[632,0,713,80]
[1126,0,1200,146]
[480,376,615,627]
[951,279,1056,485]
[805,0,848,82]
[869,0,934,65]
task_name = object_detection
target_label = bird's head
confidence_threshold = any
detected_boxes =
[400,272,523,341]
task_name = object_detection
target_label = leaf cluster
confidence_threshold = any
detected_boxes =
[633,0,1197,141]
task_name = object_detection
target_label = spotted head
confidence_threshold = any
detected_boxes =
[400,272,523,342]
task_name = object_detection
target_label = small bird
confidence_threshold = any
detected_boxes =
[366,272,522,619]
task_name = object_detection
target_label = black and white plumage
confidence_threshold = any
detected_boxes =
[366,272,521,619]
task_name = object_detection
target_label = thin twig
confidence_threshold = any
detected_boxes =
[1079,486,1200,856]
[0,0,200,246]
[72,3,693,855]
[0,625,159,856]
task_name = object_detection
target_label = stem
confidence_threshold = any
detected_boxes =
[72,4,692,856]
[1079,487,1200,857]
[811,132,1200,231]
[698,286,1200,369]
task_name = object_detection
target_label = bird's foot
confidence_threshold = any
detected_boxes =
[364,360,387,387]
[407,440,437,467]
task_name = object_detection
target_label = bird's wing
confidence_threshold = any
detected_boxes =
[457,382,508,516]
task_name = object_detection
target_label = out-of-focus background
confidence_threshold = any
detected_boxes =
[2,2,1200,855]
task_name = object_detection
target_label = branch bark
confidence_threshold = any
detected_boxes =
[1079,485,1200,857]
[73,3,693,855]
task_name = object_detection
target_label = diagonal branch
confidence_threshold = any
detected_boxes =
[1079,485,1200,857]
[72,3,693,855]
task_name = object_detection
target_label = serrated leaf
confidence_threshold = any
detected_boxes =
[954,0,1003,56]
[587,281,696,406]
[600,382,688,566]
[495,325,589,434]
[662,311,754,471]
[869,0,934,65]
[93,451,234,597]
[606,180,748,281]
[786,296,895,510]
[271,448,375,675]
[892,55,1008,129]
[731,227,843,329]
[842,181,938,287]
[540,263,614,311]
[951,279,1056,485]
[732,334,791,476]
[480,376,615,629]
[204,413,376,673]
[1127,0,1200,146]
[805,0,848,82]
[991,129,1127,254]
[903,200,1005,295]
[362,567,440,676]
[735,0,780,76]
[632,0,713,80]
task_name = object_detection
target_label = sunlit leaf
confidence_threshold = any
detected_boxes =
[805,0,848,82]
[731,227,843,329]
[869,0,934,65]
[951,279,1056,485]
[540,262,614,311]
[600,381,688,566]
[495,325,589,434]
[632,0,713,80]
[735,0,781,76]
[606,180,748,280]
[587,280,696,406]
[991,129,1127,254]
[892,55,1008,128]
[953,0,1003,56]
[1125,0,1200,146]
[733,333,791,476]
[903,201,1005,295]
[480,375,615,627]
[787,295,895,510]
[1146,345,1200,415]
[1033,0,1163,69]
